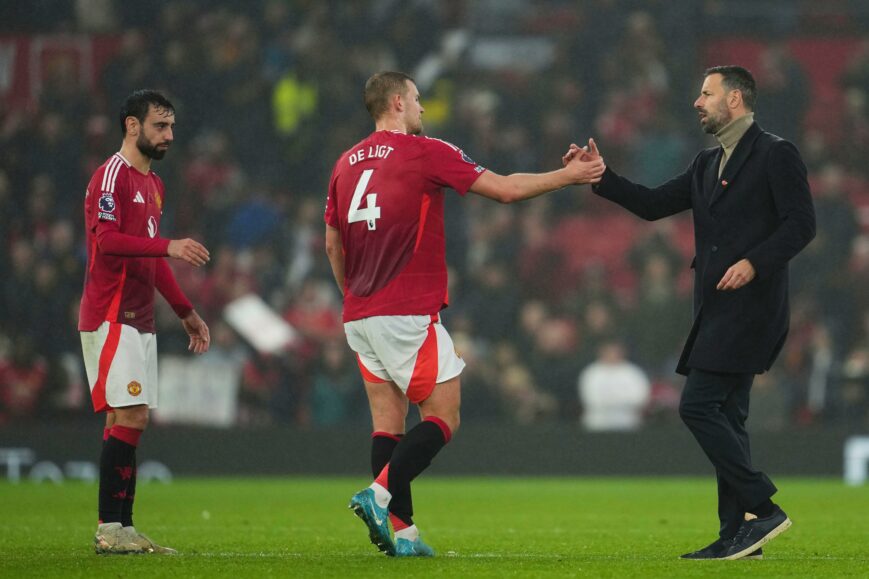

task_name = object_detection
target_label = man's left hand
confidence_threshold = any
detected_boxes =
[181,310,210,354]
[717,259,756,291]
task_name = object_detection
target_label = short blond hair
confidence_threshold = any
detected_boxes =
[364,71,415,120]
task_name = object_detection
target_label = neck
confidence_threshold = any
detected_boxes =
[119,140,152,174]
[375,116,407,134]
[715,112,754,149]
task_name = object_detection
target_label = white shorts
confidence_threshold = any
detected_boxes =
[344,314,465,403]
[80,321,158,412]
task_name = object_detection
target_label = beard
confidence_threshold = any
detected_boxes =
[137,133,168,160]
[408,120,423,135]
[701,106,732,135]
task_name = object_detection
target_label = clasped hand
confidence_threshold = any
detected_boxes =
[562,138,606,183]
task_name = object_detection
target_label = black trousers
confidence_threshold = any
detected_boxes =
[679,368,778,539]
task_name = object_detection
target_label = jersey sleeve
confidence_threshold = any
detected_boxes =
[88,170,123,233]
[324,162,340,228]
[90,165,170,256]
[155,257,194,318]
[419,137,486,195]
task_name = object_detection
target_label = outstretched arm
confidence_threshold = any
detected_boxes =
[565,138,693,221]
[469,154,605,204]
[96,229,210,267]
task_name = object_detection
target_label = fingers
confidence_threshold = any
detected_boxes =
[188,326,210,354]
[570,155,606,184]
[717,268,745,290]
[716,269,734,291]
[717,260,756,290]
[169,238,210,267]
[183,314,210,354]
[562,143,582,166]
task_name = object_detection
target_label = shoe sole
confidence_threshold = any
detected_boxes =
[348,499,395,556]
[395,550,435,557]
[94,541,144,555]
[723,518,792,561]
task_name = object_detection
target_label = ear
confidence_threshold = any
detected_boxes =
[392,92,404,113]
[729,90,742,109]
[125,116,139,135]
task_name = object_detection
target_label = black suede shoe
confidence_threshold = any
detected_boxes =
[680,538,731,560]
[723,507,791,560]
[681,538,763,560]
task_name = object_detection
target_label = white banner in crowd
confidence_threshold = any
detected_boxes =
[153,356,241,427]
[223,293,299,354]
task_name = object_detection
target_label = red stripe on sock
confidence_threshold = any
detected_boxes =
[110,425,143,447]
[390,513,410,531]
[103,428,111,441]
[375,464,389,489]
[371,431,401,442]
[424,416,452,444]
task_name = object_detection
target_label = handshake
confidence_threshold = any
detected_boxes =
[561,138,606,185]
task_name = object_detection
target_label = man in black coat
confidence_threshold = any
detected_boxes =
[565,66,815,560]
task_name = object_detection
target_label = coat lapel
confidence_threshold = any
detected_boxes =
[703,147,722,206]
[708,122,763,207]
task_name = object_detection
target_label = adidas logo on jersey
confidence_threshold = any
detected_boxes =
[134,191,145,204]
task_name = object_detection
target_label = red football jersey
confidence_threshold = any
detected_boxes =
[78,153,170,333]
[325,131,486,322]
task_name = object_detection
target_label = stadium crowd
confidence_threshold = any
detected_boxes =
[2,0,868,431]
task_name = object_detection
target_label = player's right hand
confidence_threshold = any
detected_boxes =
[168,238,210,267]
[566,153,606,184]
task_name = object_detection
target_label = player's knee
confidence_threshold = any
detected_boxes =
[114,406,149,430]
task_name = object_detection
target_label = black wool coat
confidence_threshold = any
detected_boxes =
[593,122,816,375]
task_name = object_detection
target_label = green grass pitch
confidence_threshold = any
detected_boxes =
[1,477,866,577]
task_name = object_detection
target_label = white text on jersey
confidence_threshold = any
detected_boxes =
[349,145,394,166]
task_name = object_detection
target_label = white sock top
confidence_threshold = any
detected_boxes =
[369,482,391,508]
[394,524,419,541]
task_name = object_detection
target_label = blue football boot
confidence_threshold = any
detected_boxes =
[395,535,435,557]
[348,488,395,556]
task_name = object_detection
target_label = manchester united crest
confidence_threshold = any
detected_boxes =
[127,381,142,396]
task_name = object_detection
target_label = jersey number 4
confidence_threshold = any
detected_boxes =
[348,169,381,231]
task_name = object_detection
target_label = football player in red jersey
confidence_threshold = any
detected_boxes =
[79,90,211,554]
[326,71,606,556]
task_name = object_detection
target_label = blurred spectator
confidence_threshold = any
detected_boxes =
[310,339,363,427]
[748,370,789,432]
[464,260,521,342]
[528,316,582,419]
[627,246,691,376]
[0,338,48,423]
[577,339,651,431]
[102,30,155,113]
[756,42,811,144]
[840,311,869,428]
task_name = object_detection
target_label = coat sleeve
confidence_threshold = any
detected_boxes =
[591,158,696,221]
[743,140,816,279]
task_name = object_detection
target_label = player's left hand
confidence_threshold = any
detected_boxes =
[562,138,601,166]
[181,310,210,354]
[717,259,756,291]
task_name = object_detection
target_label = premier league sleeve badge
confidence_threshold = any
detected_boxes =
[98,192,117,221]
[99,193,116,212]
